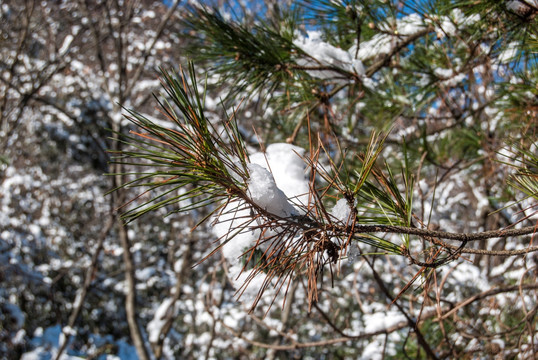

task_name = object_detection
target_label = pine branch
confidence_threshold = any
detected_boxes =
[113,60,538,311]
[349,223,537,242]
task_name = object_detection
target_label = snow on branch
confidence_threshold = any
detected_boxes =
[112,62,538,311]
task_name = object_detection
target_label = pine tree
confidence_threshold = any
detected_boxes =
[114,1,538,358]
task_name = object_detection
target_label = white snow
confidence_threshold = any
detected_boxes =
[434,68,454,78]
[58,34,74,56]
[135,267,156,281]
[147,298,179,343]
[247,163,297,217]
[364,310,407,333]
[22,325,86,360]
[249,143,309,206]
[507,0,538,13]
[390,13,425,35]
[293,30,365,79]
[213,200,261,267]
[331,198,353,224]
[213,143,311,303]
[498,42,519,63]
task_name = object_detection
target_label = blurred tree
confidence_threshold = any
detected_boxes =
[0,1,191,359]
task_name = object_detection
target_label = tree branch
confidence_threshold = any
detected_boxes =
[118,221,151,360]
[54,217,114,360]
[365,27,433,77]
[350,224,537,242]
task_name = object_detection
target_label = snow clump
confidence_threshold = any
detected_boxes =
[213,143,309,302]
